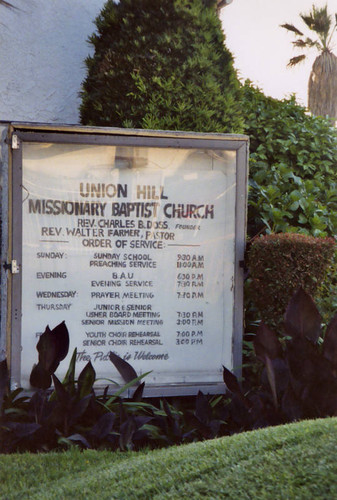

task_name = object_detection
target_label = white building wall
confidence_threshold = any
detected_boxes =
[0,0,105,124]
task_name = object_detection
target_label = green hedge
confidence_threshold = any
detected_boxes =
[80,0,243,133]
[248,233,335,328]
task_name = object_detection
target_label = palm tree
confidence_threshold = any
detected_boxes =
[281,4,337,121]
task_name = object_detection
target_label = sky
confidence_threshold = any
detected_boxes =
[220,0,337,107]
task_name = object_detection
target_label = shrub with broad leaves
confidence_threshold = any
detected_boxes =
[224,288,337,431]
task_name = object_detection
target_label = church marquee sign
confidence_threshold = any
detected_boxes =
[1,124,248,396]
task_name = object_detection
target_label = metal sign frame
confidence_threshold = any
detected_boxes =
[1,123,248,396]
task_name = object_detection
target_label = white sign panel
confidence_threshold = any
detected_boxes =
[15,135,242,392]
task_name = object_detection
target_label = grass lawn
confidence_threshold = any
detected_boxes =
[1,418,337,499]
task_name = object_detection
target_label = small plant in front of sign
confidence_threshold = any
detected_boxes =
[0,359,38,453]
[0,322,229,452]
[0,323,153,452]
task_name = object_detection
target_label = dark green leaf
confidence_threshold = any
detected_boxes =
[109,351,138,385]
[51,374,69,406]
[119,417,136,451]
[254,323,283,362]
[284,288,322,342]
[62,433,91,449]
[35,322,69,376]
[195,391,212,425]
[287,337,322,386]
[265,356,278,410]
[162,398,174,421]
[29,363,52,390]
[131,381,145,402]
[90,412,115,439]
[78,361,96,399]
[223,366,252,409]
[281,385,303,420]
[222,366,242,395]
[52,321,69,362]
[62,348,77,395]
[36,326,58,373]
[105,372,151,402]
[6,422,41,438]
[0,358,9,411]
[322,313,337,369]
[69,395,92,424]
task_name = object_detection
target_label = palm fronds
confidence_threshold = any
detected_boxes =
[280,23,303,37]
[300,5,331,36]
[292,39,307,48]
[282,3,337,120]
[292,37,320,50]
[287,54,306,67]
[0,0,16,8]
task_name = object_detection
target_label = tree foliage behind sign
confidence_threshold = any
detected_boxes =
[242,82,337,240]
[80,0,337,241]
[80,0,244,133]
[242,82,337,324]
